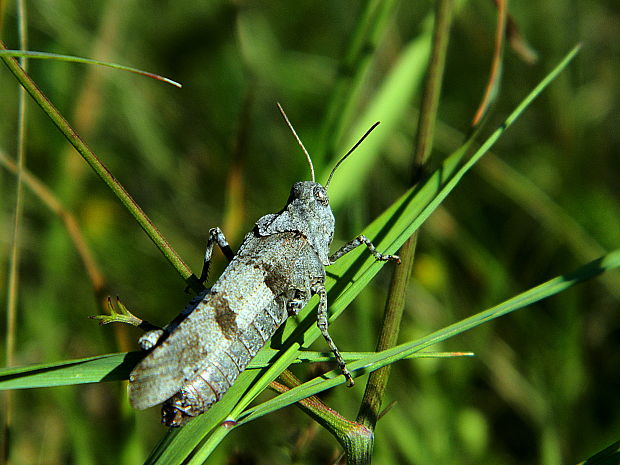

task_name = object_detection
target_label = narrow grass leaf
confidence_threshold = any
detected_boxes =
[0,50,182,87]
[325,28,432,208]
[578,440,620,465]
[237,248,620,424]
[316,0,400,165]
[0,352,141,389]
[0,348,466,392]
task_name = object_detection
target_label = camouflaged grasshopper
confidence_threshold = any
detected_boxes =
[105,105,400,427]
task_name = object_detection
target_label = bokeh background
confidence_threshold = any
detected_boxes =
[0,1,618,464]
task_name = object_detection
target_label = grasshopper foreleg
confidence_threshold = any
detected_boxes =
[198,227,236,285]
[329,235,401,265]
[99,228,235,350]
[312,279,355,387]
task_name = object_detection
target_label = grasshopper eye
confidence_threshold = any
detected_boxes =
[314,186,329,206]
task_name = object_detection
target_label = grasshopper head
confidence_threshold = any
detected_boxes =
[270,104,380,264]
[256,181,335,265]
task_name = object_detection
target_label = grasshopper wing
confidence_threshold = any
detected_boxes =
[128,300,216,410]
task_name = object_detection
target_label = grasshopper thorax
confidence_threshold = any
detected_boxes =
[256,181,335,265]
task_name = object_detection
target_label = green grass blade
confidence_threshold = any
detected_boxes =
[325,27,432,208]
[0,39,199,291]
[316,0,400,165]
[0,353,141,389]
[151,44,582,465]
[0,50,182,87]
[318,45,582,327]
[294,350,474,363]
[237,248,620,424]
[0,348,468,392]
[578,440,620,465]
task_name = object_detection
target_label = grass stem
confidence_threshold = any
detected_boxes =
[356,0,454,443]
[0,39,201,292]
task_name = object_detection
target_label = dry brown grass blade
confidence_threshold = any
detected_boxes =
[471,0,508,127]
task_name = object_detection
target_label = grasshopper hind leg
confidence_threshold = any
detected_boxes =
[161,398,194,428]
[138,329,165,350]
[161,385,210,428]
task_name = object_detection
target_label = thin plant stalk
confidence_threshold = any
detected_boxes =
[316,0,397,166]
[472,0,507,126]
[356,0,454,448]
[3,3,28,463]
[273,370,373,462]
[0,39,201,292]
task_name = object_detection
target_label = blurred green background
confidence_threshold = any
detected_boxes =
[0,1,618,464]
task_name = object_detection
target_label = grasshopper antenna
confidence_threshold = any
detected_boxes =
[325,121,380,189]
[277,102,315,182]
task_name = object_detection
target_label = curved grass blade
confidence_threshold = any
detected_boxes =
[324,27,432,208]
[0,39,199,291]
[149,44,583,465]
[237,248,620,424]
[0,353,141,389]
[578,440,620,465]
[0,50,182,87]
[0,349,467,392]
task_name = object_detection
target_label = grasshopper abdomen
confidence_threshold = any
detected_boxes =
[160,299,288,426]
[130,230,319,426]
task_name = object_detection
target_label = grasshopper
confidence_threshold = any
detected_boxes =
[105,105,400,427]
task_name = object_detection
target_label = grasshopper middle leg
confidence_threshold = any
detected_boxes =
[311,279,354,387]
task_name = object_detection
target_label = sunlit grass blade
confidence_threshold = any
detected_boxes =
[0,348,469,392]
[0,50,182,87]
[577,439,620,465]
[325,26,432,208]
[316,0,408,167]
[151,44,582,465]
[0,39,198,290]
[294,350,474,363]
[237,248,620,424]
[0,353,141,389]
[315,45,582,327]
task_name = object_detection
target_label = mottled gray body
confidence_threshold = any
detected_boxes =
[128,181,399,427]
[129,182,332,426]
[130,230,323,426]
